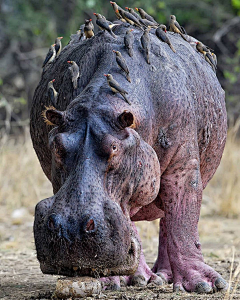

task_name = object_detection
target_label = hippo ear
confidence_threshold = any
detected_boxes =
[118,111,134,128]
[42,106,64,126]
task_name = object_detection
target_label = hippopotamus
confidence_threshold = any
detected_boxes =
[30,21,227,293]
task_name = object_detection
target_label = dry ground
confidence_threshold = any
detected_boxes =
[0,127,240,299]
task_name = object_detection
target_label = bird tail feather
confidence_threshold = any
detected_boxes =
[120,93,131,105]
[170,44,176,53]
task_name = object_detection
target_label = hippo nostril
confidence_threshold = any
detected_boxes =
[47,213,61,232]
[85,218,95,233]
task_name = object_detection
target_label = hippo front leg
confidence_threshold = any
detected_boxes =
[123,222,163,287]
[158,158,227,293]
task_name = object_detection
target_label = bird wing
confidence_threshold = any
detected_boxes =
[141,35,149,50]
[180,26,187,34]
[124,34,133,48]
[55,44,60,55]
[96,19,111,32]
[174,20,182,32]
[205,52,216,68]
[48,88,54,101]
[109,79,127,94]
[116,56,129,73]
[156,28,167,43]
[42,49,53,67]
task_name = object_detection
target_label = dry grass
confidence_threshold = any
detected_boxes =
[0,125,240,219]
[0,128,52,213]
[204,120,240,218]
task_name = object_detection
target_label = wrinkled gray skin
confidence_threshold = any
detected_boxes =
[30,23,227,293]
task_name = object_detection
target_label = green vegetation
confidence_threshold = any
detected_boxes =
[0,0,239,133]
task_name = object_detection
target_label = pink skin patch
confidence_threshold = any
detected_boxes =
[122,222,163,287]
[99,276,120,291]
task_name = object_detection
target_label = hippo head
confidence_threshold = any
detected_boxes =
[34,96,160,277]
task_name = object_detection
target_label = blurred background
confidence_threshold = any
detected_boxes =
[0,0,239,216]
[0,2,240,297]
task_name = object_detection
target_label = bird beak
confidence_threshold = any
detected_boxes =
[52,79,56,82]
[165,30,167,33]
[135,7,138,11]
[125,7,128,9]
[130,29,134,32]
[110,1,114,3]
[113,50,116,53]
[116,9,119,13]
[89,19,92,21]
[58,37,63,39]
[93,13,97,15]
[104,74,108,77]
[67,61,71,63]
[52,44,56,46]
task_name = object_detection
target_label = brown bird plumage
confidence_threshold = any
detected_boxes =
[118,9,143,29]
[42,44,56,68]
[141,28,151,64]
[55,37,63,58]
[124,29,134,57]
[67,61,79,89]
[104,74,131,105]
[196,42,216,72]
[110,1,126,22]
[125,7,141,20]
[93,13,116,38]
[156,25,176,53]
[113,50,131,82]
[84,19,94,39]
[47,79,58,107]
[135,7,158,24]
[169,15,187,41]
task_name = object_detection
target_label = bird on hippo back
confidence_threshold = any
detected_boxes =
[30,3,227,294]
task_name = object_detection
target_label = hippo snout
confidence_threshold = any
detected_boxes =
[34,196,141,277]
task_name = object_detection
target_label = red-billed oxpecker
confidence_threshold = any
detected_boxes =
[42,44,56,68]
[141,28,151,64]
[47,79,58,107]
[169,15,188,41]
[113,50,131,82]
[55,37,63,58]
[67,61,79,89]
[93,13,116,38]
[84,19,94,39]
[156,25,176,53]
[104,74,131,105]
[124,29,134,57]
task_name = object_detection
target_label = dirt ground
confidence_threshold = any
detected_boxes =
[0,207,240,300]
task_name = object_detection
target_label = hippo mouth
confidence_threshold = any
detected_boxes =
[39,235,140,277]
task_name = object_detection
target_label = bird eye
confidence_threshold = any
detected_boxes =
[112,145,117,151]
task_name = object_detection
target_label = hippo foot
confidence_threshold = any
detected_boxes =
[154,269,173,285]
[121,259,163,287]
[99,276,121,291]
[171,260,228,293]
